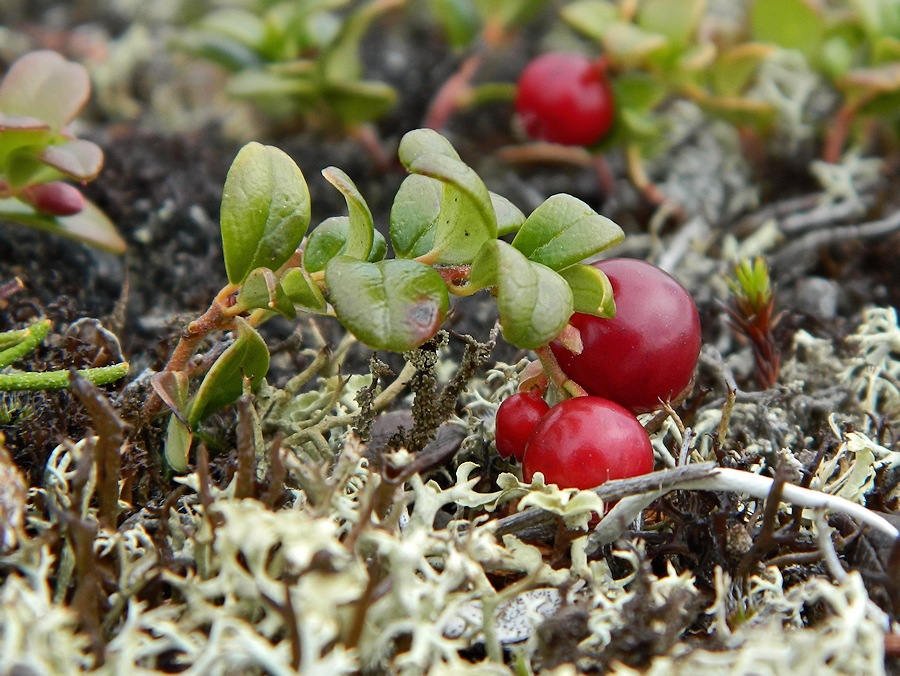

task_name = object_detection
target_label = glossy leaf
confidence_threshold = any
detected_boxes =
[187,318,270,426]
[469,240,573,349]
[157,371,192,472]
[637,0,704,46]
[750,0,825,61]
[559,264,616,318]
[165,415,194,473]
[406,152,497,264]
[281,267,328,312]
[321,166,374,261]
[221,142,311,285]
[398,128,461,167]
[491,192,525,236]
[389,174,440,258]
[323,80,398,125]
[304,216,386,272]
[0,51,90,131]
[0,197,126,253]
[325,257,449,351]
[511,194,624,271]
[38,139,104,182]
[560,0,618,43]
[234,266,296,318]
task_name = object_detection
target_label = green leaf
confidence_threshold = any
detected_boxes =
[325,257,449,351]
[406,152,497,264]
[559,0,619,42]
[323,80,397,125]
[157,370,192,472]
[389,174,441,258]
[398,128,462,167]
[38,139,103,182]
[221,142,311,285]
[750,0,826,61]
[187,318,270,426]
[469,240,573,349]
[234,266,296,318]
[165,414,193,473]
[320,0,402,84]
[491,192,525,236]
[710,43,775,96]
[304,216,386,272]
[281,267,328,312]
[321,166,374,261]
[637,0,704,47]
[0,50,90,131]
[0,196,126,253]
[558,264,616,318]
[511,194,624,271]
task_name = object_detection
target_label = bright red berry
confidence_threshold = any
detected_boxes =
[495,390,550,462]
[20,182,85,216]
[515,52,615,147]
[551,258,701,414]
[522,396,653,490]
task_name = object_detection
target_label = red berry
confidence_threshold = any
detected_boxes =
[20,182,85,216]
[551,258,701,413]
[495,390,550,462]
[522,396,653,490]
[515,52,615,147]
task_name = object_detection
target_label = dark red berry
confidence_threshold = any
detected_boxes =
[522,396,653,490]
[20,182,85,216]
[495,390,550,462]
[515,52,615,147]
[551,258,701,413]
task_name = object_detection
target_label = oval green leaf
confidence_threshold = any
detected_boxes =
[234,266,296,319]
[304,216,386,273]
[187,318,270,426]
[325,257,449,351]
[0,50,90,130]
[398,128,461,168]
[389,174,441,259]
[559,264,616,318]
[511,194,624,271]
[407,152,497,264]
[491,192,526,237]
[321,166,374,261]
[281,267,327,313]
[469,240,574,349]
[221,142,311,285]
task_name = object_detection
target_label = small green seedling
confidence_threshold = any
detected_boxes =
[150,128,625,471]
[0,319,129,391]
[0,50,124,253]
[175,0,403,129]
[726,256,780,389]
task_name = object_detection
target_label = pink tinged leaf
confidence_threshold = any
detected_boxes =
[38,140,104,181]
[0,113,50,131]
[0,50,91,130]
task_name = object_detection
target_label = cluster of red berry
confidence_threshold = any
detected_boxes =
[495,259,701,490]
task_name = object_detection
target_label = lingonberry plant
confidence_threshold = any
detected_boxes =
[151,127,626,471]
[0,50,124,252]
[176,0,402,131]
[515,52,616,146]
[521,395,654,490]
[550,257,701,413]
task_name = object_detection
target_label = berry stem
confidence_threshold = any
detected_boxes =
[535,344,587,398]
